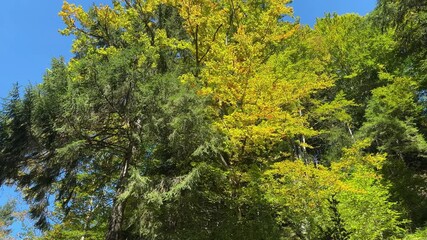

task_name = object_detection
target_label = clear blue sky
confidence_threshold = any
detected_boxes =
[0,0,376,238]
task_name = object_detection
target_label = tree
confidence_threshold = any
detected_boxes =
[262,141,405,239]
[312,14,395,127]
[374,0,427,64]
[0,84,34,186]
[368,1,427,228]
[1,1,215,240]
[0,200,16,239]
[359,76,427,227]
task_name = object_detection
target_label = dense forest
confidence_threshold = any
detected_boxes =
[1,0,427,239]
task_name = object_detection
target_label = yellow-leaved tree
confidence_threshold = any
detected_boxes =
[173,0,333,163]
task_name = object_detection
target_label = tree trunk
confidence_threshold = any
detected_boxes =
[347,123,354,140]
[106,196,125,240]
[106,152,131,240]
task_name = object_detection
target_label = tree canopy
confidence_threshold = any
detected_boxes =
[1,0,427,239]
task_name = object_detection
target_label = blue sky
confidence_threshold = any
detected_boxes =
[292,0,377,25]
[0,0,376,238]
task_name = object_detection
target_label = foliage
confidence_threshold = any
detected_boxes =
[374,0,427,67]
[404,226,427,240]
[359,75,427,226]
[263,141,404,239]
[2,0,427,239]
[0,200,16,239]
[360,76,427,164]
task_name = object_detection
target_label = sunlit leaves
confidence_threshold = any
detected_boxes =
[263,141,404,239]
